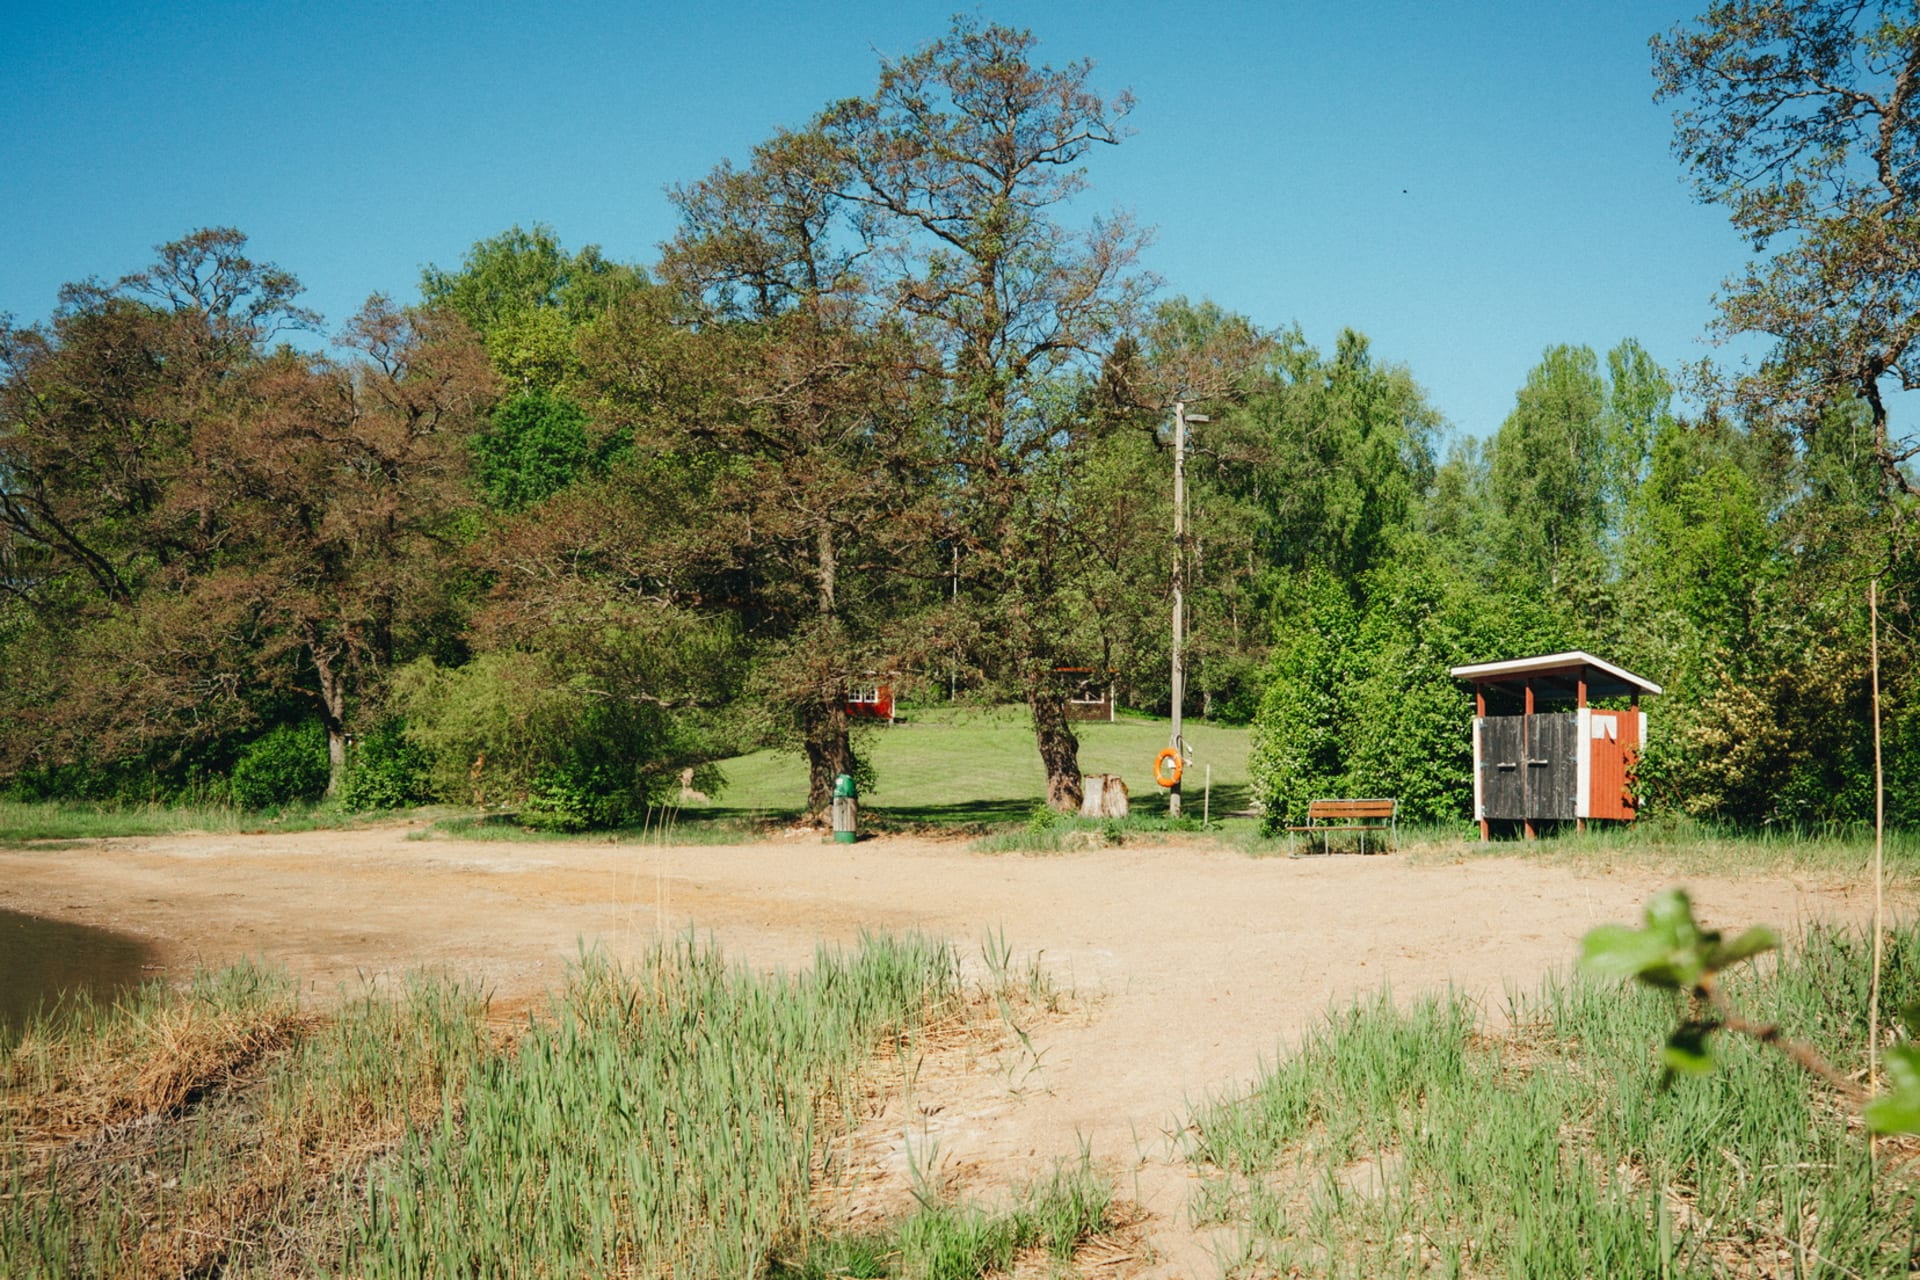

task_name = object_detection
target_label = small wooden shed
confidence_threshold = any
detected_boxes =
[843,680,896,723]
[1448,652,1662,839]
[1055,667,1118,722]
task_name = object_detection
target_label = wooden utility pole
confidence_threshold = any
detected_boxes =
[1170,401,1186,817]
[1168,401,1206,817]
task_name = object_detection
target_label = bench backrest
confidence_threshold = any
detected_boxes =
[1307,798,1397,820]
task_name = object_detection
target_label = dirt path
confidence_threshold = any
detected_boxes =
[0,826,1895,1275]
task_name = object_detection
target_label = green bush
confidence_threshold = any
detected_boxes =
[4,745,245,807]
[230,721,331,810]
[519,764,635,832]
[393,650,708,829]
[1250,543,1571,831]
[342,719,432,812]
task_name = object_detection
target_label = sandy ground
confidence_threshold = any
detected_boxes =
[0,824,1897,1275]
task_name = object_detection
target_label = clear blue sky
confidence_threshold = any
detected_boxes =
[1,0,1752,441]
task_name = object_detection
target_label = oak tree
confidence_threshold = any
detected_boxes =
[817,17,1154,810]
[661,130,933,816]
[1655,1,1920,504]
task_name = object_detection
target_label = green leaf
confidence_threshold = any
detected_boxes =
[1643,889,1702,948]
[1634,960,1698,993]
[1705,926,1780,971]
[1660,1025,1717,1077]
[1885,1044,1920,1093]
[1585,891,1773,991]
[1865,1046,1920,1135]
[1580,924,1675,983]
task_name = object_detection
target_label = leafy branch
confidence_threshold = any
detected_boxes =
[1581,889,1920,1133]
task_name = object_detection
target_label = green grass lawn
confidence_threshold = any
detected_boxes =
[689,704,1253,825]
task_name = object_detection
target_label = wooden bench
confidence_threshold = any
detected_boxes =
[1286,798,1398,857]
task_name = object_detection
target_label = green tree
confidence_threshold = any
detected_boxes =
[1248,573,1359,826]
[423,225,648,510]
[1128,300,1282,722]
[1488,344,1610,590]
[421,224,646,362]
[1632,412,1773,640]
[471,388,592,512]
[1601,338,1673,524]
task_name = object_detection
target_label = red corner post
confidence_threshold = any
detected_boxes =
[1522,679,1535,840]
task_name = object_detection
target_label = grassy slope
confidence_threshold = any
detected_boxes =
[691,705,1254,824]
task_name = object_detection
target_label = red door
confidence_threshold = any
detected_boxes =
[1586,711,1640,821]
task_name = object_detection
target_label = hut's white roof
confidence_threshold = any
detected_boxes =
[1448,651,1662,697]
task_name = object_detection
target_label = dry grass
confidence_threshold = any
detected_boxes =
[2,965,305,1142]
[1,968,492,1277]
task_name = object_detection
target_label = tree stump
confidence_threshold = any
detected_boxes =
[1079,773,1129,820]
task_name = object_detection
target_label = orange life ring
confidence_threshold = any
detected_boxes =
[1153,748,1183,788]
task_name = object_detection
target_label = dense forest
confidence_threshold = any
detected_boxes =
[2,9,1917,831]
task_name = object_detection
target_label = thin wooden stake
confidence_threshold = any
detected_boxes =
[1870,576,1886,1175]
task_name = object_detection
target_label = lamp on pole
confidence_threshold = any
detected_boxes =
[1170,400,1207,818]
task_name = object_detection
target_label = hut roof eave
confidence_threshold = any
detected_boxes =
[1448,651,1662,698]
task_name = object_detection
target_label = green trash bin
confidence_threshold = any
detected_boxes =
[830,772,858,843]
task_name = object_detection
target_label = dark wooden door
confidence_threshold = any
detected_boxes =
[1525,713,1577,820]
[1480,717,1525,819]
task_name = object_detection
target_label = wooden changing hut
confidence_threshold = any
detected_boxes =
[1448,652,1661,840]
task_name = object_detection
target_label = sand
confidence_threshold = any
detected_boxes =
[0,824,1890,1274]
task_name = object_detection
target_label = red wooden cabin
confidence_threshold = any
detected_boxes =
[843,682,895,722]
[1448,652,1661,840]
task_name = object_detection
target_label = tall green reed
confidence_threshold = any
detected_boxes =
[347,930,962,1278]
[1186,922,1920,1277]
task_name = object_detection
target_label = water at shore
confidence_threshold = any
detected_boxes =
[0,907,155,1038]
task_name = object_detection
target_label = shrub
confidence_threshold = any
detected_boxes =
[392,651,697,828]
[342,719,433,812]
[519,764,635,832]
[230,721,330,809]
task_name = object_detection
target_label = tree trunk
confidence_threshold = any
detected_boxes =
[801,523,855,822]
[1029,684,1083,813]
[311,647,349,799]
[802,698,855,822]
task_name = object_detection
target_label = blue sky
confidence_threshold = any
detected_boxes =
[2,0,1752,441]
